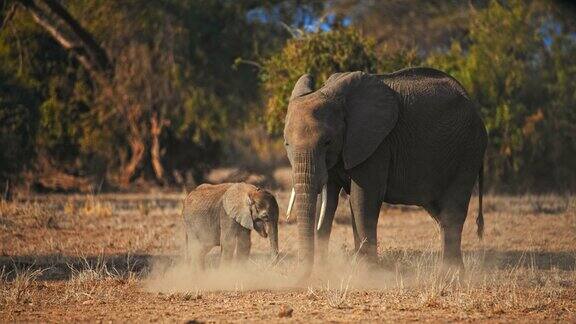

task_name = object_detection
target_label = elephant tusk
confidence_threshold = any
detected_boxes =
[317,184,327,231]
[286,187,296,220]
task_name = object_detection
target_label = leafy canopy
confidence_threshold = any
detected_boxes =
[261,27,419,135]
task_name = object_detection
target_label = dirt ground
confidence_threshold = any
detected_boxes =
[1,192,575,322]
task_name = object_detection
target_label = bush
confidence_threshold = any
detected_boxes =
[260,28,379,135]
[428,0,576,191]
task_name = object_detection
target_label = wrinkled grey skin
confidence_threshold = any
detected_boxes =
[284,67,487,279]
[182,183,279,269]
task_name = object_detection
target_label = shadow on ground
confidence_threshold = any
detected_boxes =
[1,250,574,281]
[0,252,289,281]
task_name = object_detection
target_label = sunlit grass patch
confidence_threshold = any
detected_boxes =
[0,266,45,308]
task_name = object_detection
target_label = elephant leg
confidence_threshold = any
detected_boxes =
[349,179,382,263]
[315,177,341,262]
[347,146,390,263]
[187,240,211,271]
[437,186,473,274]
[220,223,238,267]
[195,246,211,271]
[349,199,361,250]
[184,230,211,271]
[220,243,235,267]
[235,228,251,264]
[439,211,465,271]
[423,200,441,226]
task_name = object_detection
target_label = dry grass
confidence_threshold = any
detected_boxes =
[0,200,61,229]
[0,192,575,321]
[0,266,45,307]
[63,195,113,219]
[62,255,139,304]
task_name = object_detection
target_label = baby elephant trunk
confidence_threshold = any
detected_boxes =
[268,218,279,262]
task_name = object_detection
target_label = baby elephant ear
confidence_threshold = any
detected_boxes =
[223,184,254,230]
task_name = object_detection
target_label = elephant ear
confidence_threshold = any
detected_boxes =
[223,184,254,230]
[290,74,314,101]
[322,71,399,169]
[323,72,348,86]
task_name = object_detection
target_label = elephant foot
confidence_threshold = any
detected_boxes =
[352,256,379,276]
[354,243,379,267]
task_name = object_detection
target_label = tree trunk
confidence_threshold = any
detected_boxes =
[1,4,17,30]
[119,137,145,187]
[150,113,166,184]
[16,0,112,86]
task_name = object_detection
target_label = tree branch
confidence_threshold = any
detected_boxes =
[16,0,112,85]
[0,3,17,30]
[40,0,111,72]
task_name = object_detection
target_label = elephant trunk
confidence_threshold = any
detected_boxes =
[292,151,319,279]
[268,210,279,262]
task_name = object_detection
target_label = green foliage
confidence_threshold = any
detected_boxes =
[537,32,576,189]
[0,78,38,178]
[0,0,308,187]
[428,0,537,183]
[261,28,378,134]
[329,0,483,54]
[260,27,422,135]
[377,46,421,73]
[0,8,74,178]
[428,0,576,190]
[37,73,90,159]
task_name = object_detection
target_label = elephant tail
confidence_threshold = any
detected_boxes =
[476,163,484,240]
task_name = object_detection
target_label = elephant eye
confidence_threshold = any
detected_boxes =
[284,142,289,147]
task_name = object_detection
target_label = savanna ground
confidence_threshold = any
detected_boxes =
[1,185,575,322]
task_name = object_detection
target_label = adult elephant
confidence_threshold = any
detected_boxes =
[284,67,487,279]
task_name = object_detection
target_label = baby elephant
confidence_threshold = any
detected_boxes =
[182,183,279,269]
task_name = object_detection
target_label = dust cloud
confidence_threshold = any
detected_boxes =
[144,253,296,292]
[143,242,408,293]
